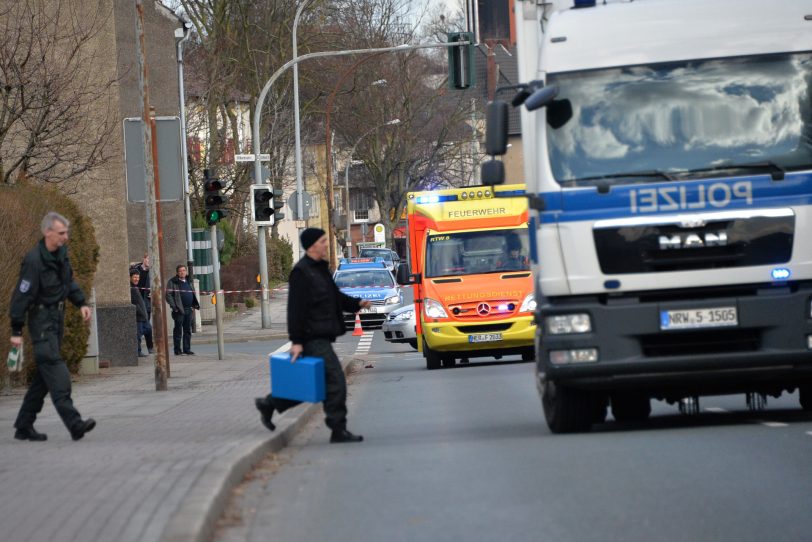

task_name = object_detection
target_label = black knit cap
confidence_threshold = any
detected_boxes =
[300,227,326,250]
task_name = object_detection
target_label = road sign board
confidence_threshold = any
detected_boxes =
[124,117,183,202]
[235,153,271,162]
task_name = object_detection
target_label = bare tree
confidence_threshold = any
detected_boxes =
[0,0,117,189]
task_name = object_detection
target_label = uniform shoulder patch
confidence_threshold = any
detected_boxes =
[19,279,31,293]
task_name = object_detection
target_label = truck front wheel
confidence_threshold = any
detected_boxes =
[541,381,594,433]
[424,339,441,371]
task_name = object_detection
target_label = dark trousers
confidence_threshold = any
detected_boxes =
[266,339,347,431]
[172,308,193,354]
[15,306,82,431]
[143,308,153,350]
[136,321,146,355]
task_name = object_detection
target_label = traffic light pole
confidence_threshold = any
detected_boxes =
[258,225,271,329]
[252,40,469,329]
[210,224,225,359]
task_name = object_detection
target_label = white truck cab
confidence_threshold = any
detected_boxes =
[508,0,812,432]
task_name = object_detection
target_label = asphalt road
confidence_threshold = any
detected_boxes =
[214,331,812,542]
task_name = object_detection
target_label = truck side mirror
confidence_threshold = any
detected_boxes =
[485,100,509,156]
[396,263,420,285]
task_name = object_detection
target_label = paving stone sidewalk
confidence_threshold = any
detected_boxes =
[0,284,347,542]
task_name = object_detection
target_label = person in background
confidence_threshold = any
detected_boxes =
[130,269,149,358]
[255,228,371,443]
[9,211,96,442]
[130,253,154,354]
[166,264,199,356]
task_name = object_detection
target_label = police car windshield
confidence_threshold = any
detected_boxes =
[335,270,395,288]
[425,228,529,278]
[547,52,812,186]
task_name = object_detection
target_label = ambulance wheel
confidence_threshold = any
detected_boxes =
[424,339,441,371]
[611,393,651,422]
[541,381,593,433]
[442,355,456,368]
[799,383,812,411]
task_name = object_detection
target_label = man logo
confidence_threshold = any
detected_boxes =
[658,231,728,250]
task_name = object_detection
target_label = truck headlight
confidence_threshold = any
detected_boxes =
[424,298,448,319]
[519,293,536,313]
[385,295,401,305]
[545,313,592,334]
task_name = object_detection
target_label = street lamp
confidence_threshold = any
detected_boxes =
[344,118,400,257]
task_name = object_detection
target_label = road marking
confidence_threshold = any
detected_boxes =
[761,421,788,428]
[270,341,291,357]
[704,407,728,413]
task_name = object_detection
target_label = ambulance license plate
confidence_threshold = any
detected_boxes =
[468,333,502,343]
[660,307,737,330]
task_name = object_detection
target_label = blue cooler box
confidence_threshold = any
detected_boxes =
[270,353,325,402]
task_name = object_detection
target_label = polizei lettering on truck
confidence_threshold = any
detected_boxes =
[629,181,753,213]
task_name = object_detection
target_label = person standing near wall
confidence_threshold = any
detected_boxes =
[166,264,199,356]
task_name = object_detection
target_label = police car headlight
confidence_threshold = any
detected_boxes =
[385,295,400,305]
[424,298,448,319]
[545,313,591,335]
[519,293,536,313]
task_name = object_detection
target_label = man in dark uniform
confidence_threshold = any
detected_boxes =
[166,264,199,355]
[10,212,96,442]
[254,228,371,443]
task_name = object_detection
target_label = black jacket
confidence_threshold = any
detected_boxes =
[130,284,148,322]
[10,239,86,336]
[288,256,361,344]
[166,275,199,313]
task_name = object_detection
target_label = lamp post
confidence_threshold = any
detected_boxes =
[292,0,312,255]
[344,119,400,257]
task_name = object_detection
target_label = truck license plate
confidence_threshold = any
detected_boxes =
[468,333,502,343]
[660,307,737,330]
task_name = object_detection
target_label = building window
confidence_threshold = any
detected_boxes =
[354,209,369,221]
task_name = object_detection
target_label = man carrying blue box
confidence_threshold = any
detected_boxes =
[255,228,371,443]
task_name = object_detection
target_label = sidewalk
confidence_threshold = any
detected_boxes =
[194,287,288,344]
[0,285,356,542]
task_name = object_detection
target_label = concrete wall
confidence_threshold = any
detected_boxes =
[70,1,185,367]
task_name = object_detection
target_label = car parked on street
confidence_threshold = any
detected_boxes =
[382,303,417,349]
[358,247,400,274]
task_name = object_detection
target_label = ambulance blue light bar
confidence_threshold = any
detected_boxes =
[771,268,790,280]
[415,194,458,204]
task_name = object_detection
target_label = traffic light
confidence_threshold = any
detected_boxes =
[447,32,475,90]
[272,188,285,222]
[204,175,228,226]
[251,185,273,226]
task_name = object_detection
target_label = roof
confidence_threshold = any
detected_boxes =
[544,0,812,74]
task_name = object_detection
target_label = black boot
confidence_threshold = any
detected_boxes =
[255,397,276,431]
[14,426,48,441]
[330,429,363,443]
[70,418,96,441]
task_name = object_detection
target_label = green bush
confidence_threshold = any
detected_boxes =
[0,184,99,383]
[267,235,294,285]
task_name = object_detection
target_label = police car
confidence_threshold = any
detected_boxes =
[334,258,403,329]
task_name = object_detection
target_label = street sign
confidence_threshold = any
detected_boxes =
[235,153,271,162]
[124,117,184,202]
[374,223,385,243]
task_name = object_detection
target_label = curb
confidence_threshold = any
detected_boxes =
[160,358,357,542]
[193,332,289,345]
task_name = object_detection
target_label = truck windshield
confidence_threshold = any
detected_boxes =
[546,52,812,186]
[425,228,529,278]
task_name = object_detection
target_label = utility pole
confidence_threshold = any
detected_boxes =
[136,0,169,390]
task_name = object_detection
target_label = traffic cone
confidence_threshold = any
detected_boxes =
[352,313,364,336]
